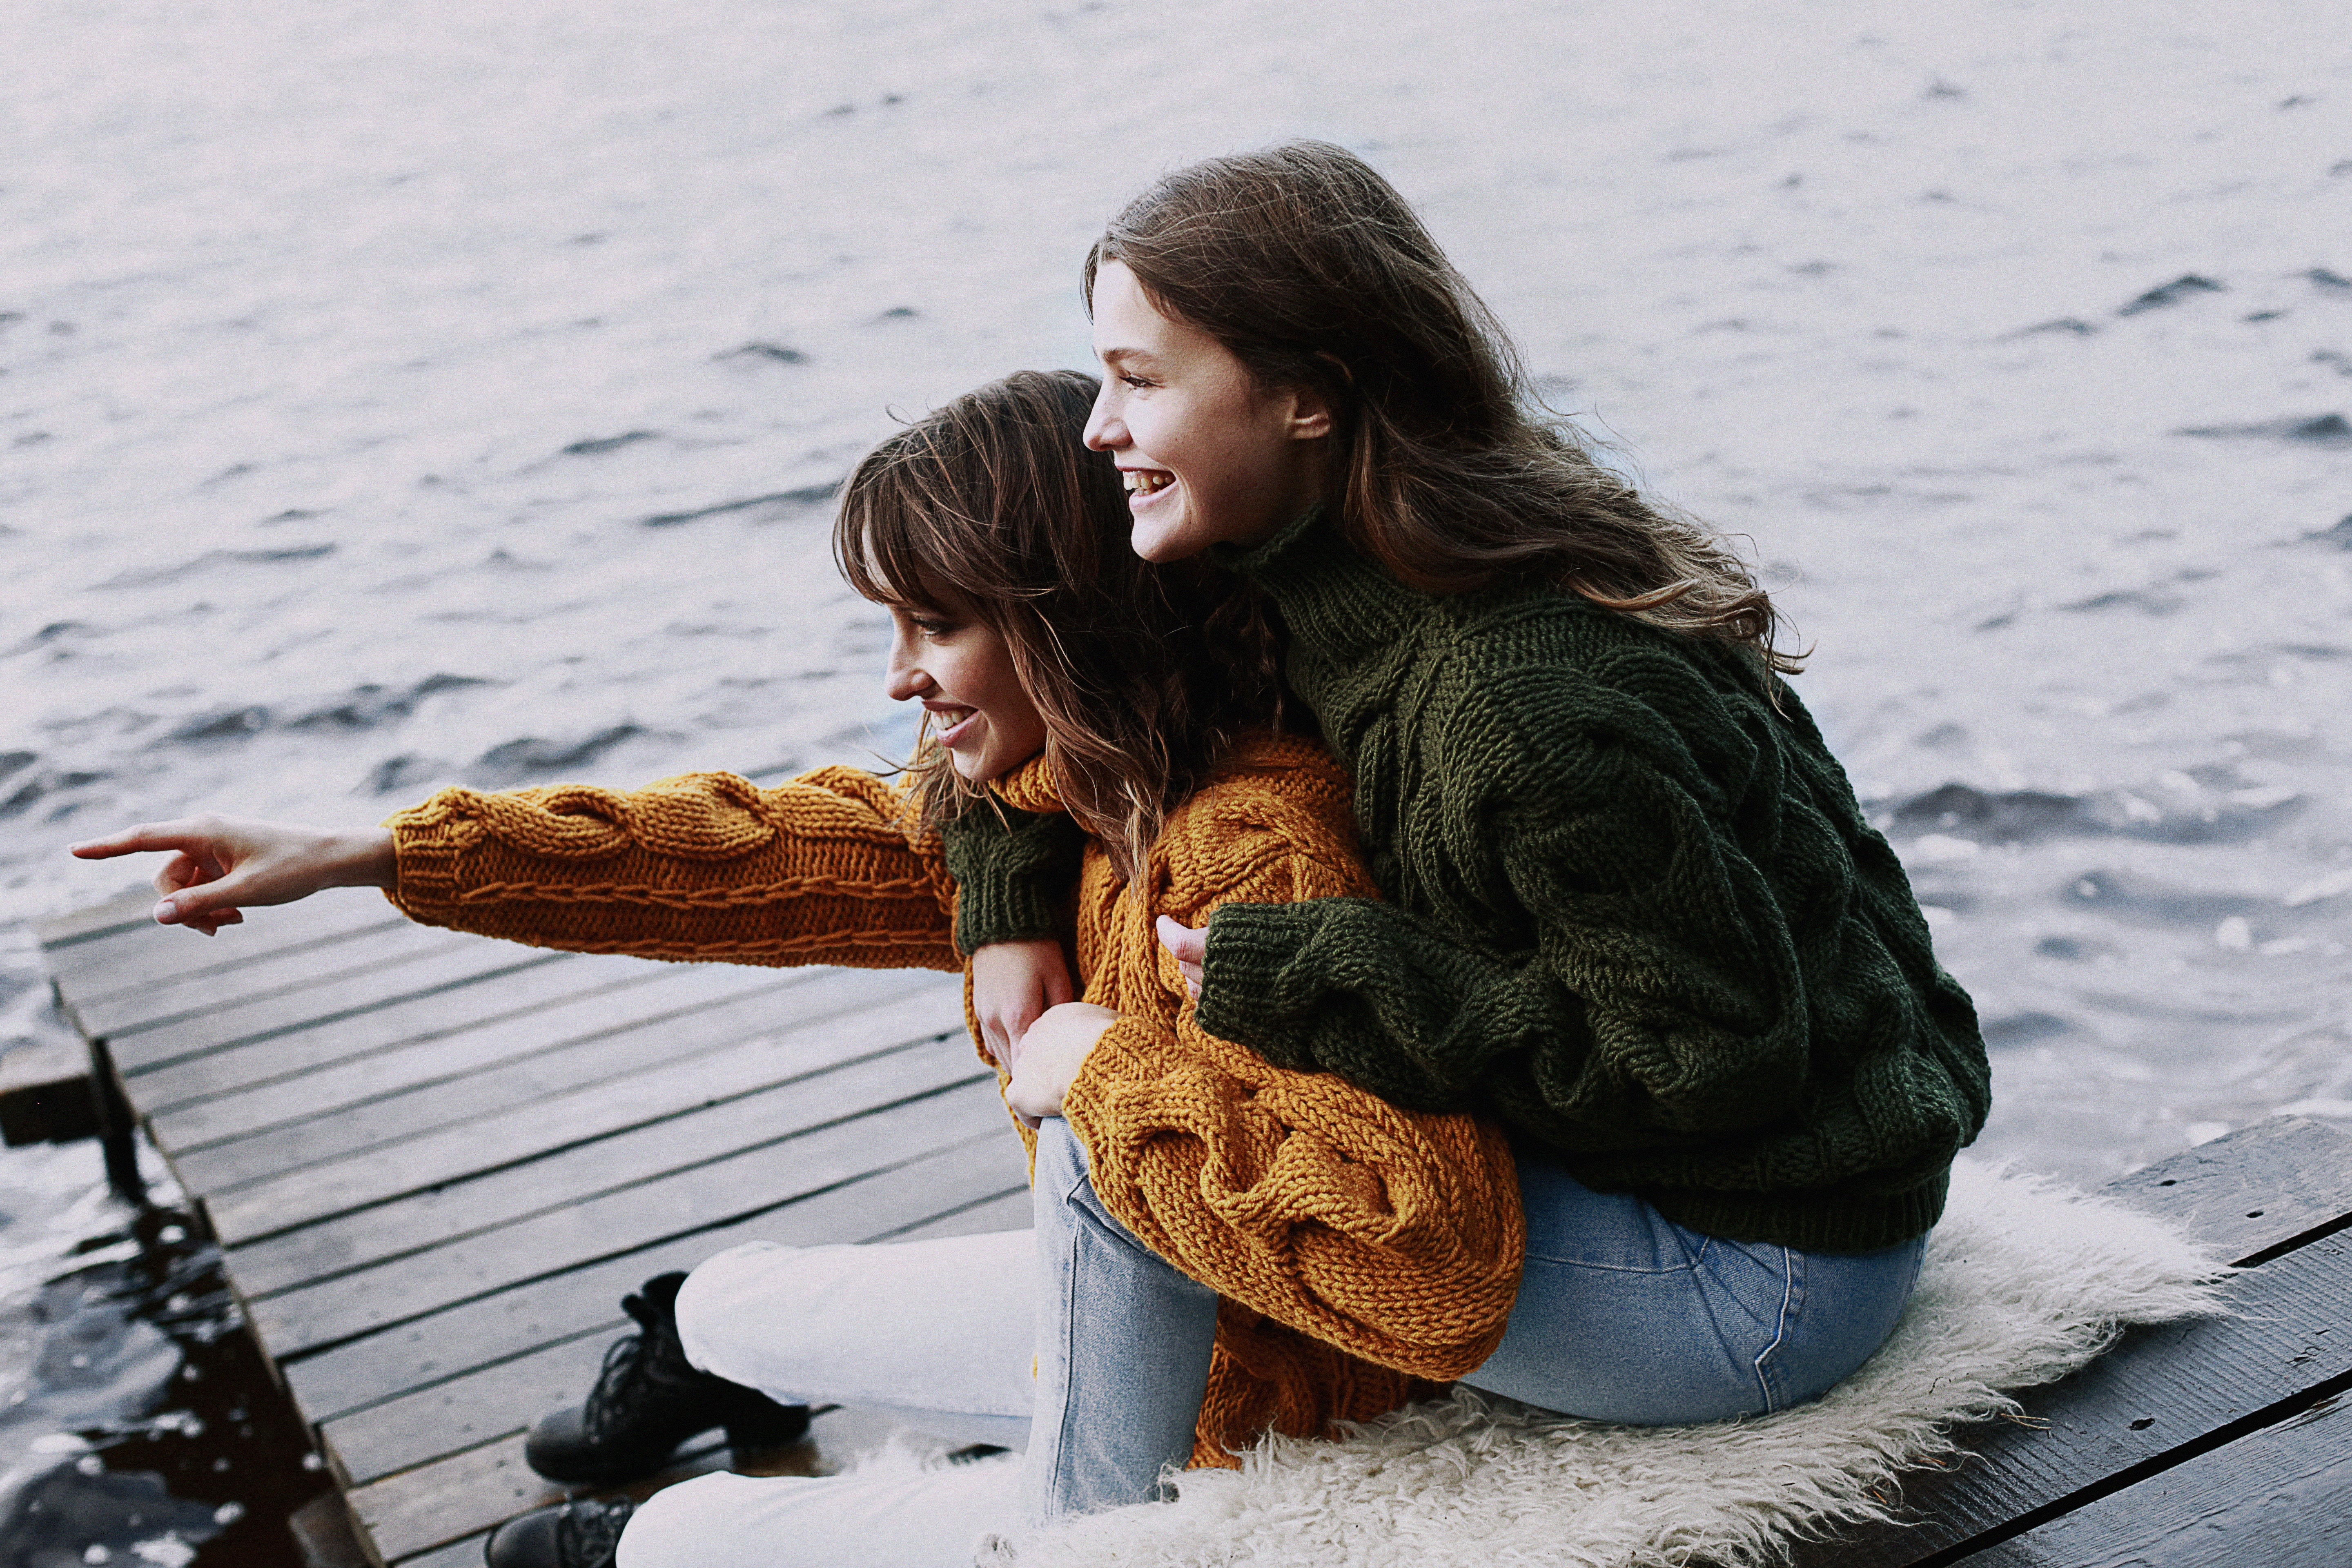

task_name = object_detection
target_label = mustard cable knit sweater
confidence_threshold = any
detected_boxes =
[381,733,1523,1466]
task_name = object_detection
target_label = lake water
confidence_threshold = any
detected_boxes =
[4,0,2348,1560]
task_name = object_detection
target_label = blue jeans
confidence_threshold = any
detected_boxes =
[1032,1122,1924,1516]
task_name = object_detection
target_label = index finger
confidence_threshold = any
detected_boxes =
[69,822,212,860]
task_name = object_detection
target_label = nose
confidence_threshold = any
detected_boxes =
[1083,382,1124,452]
[882,622,931,702]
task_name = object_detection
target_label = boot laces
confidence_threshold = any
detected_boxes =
[555,1497,634,1568]
[581,1286,692,1434]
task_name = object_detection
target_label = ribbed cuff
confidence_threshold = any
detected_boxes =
[379,798,476,921]
[942,806,1085,953]
[951,871,1064,953]
[1191,902,1312,1062]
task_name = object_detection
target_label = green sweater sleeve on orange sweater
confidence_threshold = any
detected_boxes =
[383,766,961,970]
[1060,834,1523,1384]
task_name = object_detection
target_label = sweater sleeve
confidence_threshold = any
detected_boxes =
[383,766,961,970]
[1062,840,1523,1383]
[936,804,1086,952]
[1192,653,1825,1155]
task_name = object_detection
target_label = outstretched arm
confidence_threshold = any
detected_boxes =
[71,817,395,935]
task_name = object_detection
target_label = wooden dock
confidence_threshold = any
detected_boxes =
[38,889,1024,1568]
[37,890,2352,1568]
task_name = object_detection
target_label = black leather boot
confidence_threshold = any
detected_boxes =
[523,1272,811,1484]
[483,1497,633,1568]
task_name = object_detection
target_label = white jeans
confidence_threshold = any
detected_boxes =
[615,1123,1218,1568]
[616,1229,1032,1568]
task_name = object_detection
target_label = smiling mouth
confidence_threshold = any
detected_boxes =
[924,701,980,744]
[1123,469,1173,496]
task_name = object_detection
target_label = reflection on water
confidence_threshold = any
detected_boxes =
[0,1139,321,1568]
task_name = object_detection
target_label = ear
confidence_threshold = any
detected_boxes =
[1281,382,1334,441]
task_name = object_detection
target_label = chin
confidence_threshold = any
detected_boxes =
[1129,512,1206,564]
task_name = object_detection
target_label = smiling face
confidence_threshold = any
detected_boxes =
[881,597,1047,784]
[1084,261,1332,563]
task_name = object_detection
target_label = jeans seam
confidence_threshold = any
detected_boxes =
[1043,1194,1085,1519]
[1751,1247,1802,1414]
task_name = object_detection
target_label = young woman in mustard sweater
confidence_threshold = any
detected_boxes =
[74,371,1524,1568]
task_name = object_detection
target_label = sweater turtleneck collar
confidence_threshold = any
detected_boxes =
[987,749,1065,816]
[1213,505,1430,660]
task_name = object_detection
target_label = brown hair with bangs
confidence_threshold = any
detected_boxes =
[1087,140,1800,676]
[835,368,1285,880]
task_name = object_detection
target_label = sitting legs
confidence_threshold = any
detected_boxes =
[495,1121,1223,1567]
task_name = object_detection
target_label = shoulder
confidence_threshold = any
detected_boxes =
[1431,593,1784,804]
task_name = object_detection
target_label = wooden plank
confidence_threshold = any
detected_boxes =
[317,1145,1031,1483]
[33,889,165,948]
[1792,1229,2352,1567]
[201,986,966,1244]
[287,1134,1028,1424]
[882,1186,1033,1243]
[98,942,570,1075]
[156,959,734,1152]
[1958,1390,2352,1566]
[173,965,947,1186]
[1785,1118,2352,1567]
[354,1403,882,1566]
[70,920,474,1039]
[393,1536,486,1568]
[47,896,408,1001]
[222,1030,980,1284]
[128,951,716,1115]
[347,1435,556,1564]
[2100,1116,2352,1265]
[249,1077,1012,1356]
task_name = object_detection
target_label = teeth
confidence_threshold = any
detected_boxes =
[1123,470,1171,495]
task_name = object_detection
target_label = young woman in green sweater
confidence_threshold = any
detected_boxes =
[953,141,1992,1425]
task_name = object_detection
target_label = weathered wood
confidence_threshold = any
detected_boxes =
[352,1403,892,1566]
[33,889,168,948]
[393,1537,490,1568]
[392,1536,487,1568]
[69,920,474,1039]
[225,1032,980,1283]
[187,974,958,1226]
[108,943,572,1074]
[249,1078,1009,1356]
[2100,1116,2352,1265]
[286,1134,1029,1425]
[346,1432,557,1564]
[130,951,726,1115]
[1957,1390,2352,1566]
[45,895,406,1001]
[1793,1205,2352,1566]
[319,1146,1030,1485]
[881,1185,1032,1243]
[151,953,725,1149]
[45,879,2352,1568]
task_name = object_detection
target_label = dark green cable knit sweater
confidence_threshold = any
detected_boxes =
[947,508,1990,1252]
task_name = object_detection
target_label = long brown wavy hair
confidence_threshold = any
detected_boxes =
[835,369,1286,880]
[1087,140,1800,675]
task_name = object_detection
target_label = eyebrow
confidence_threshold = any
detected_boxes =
[1096,345,1163,368]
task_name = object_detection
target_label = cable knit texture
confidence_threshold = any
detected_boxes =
[383,736,1522,1468]
[947,507,1992,1254]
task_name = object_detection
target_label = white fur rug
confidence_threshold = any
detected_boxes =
[989,1158,2229,1568]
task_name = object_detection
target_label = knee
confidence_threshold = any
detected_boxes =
[673,1241,791,1377]
[614,1472,743,1568]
